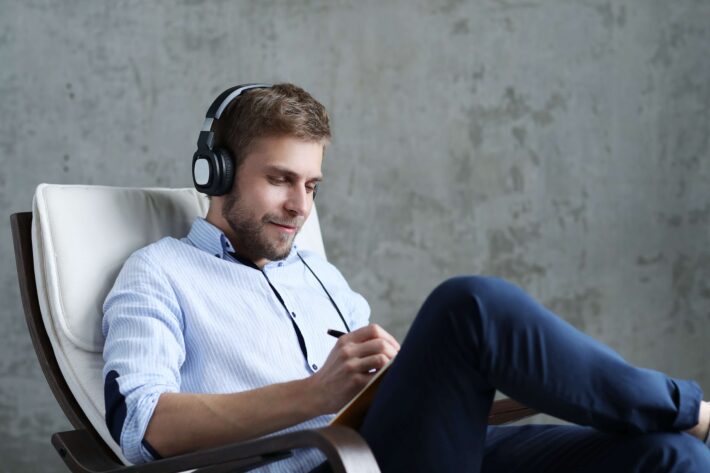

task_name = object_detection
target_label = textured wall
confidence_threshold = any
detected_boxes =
[1,0,709,471]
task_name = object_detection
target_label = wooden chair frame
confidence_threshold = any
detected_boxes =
[11,211,536,473]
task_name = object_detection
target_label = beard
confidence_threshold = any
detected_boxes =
[221,191,303,263]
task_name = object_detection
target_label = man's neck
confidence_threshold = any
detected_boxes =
[204,212,270,269]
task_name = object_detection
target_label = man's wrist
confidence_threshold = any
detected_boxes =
[297,374,327,418]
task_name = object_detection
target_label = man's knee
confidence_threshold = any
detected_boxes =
[632,433,710,472]
[416,276,516,335]
[431,275,511,304]
[426,275,521,320]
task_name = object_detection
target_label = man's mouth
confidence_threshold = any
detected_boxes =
[269,221,298,234]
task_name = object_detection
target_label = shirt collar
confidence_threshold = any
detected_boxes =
[185,217,300,267]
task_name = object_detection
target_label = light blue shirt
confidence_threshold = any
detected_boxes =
[102,217,371,471]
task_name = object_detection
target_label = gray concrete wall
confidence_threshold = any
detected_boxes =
[2,0,709,471]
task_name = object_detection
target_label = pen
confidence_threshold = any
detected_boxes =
[327,329,346,338]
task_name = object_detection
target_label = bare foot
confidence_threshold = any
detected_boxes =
[686,400,710,442]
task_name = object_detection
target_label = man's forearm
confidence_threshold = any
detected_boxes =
[144,376,324,458]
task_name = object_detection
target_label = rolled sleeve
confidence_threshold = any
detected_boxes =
[670,378,703,431]
[102,251,184,464]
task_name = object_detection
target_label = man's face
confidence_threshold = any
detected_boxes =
[220,135,323,267]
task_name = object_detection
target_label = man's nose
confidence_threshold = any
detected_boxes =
[284,186,310,216]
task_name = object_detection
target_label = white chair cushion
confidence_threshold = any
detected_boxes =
[31,183,327,464]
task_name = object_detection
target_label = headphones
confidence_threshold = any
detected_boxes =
[192,83,272,196]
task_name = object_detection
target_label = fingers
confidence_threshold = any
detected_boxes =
[354,353,392,374]
[331,324,399,377]
[339,352,391,377]
[343,338,398,361]
[343,324,401,352]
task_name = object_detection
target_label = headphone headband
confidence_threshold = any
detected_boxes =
[210,84,271,120]
[200,83,272,133]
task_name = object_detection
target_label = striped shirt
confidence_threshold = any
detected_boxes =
[102,217,371,471]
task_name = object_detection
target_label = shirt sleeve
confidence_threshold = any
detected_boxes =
[347,290,371,331]
[325,259,371,331]
[102,250,185,464]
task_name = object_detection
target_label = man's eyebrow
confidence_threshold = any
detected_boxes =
[264,165,322,182]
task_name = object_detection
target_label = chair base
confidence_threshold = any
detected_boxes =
[52,425,378,473]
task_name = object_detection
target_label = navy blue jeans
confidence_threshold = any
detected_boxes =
[312,276,709,472]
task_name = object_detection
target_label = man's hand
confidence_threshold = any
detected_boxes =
[146,324,400,457]
[308,324,401,414]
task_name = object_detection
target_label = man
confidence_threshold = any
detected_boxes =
[103,83,710,472]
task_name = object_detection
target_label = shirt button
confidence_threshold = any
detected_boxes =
[291,312,296,318]
[311,364,318,370]
[278,262,283,267]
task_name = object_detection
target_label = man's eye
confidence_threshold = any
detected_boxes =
[268,176,287,184]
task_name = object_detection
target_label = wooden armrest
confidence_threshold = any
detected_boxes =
[488,398,537,425]
[53,426,379,473]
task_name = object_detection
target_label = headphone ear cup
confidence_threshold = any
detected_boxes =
[193,149,217,196]
[213,147,234,196]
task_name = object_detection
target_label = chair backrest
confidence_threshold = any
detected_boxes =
[25,183,328,464]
